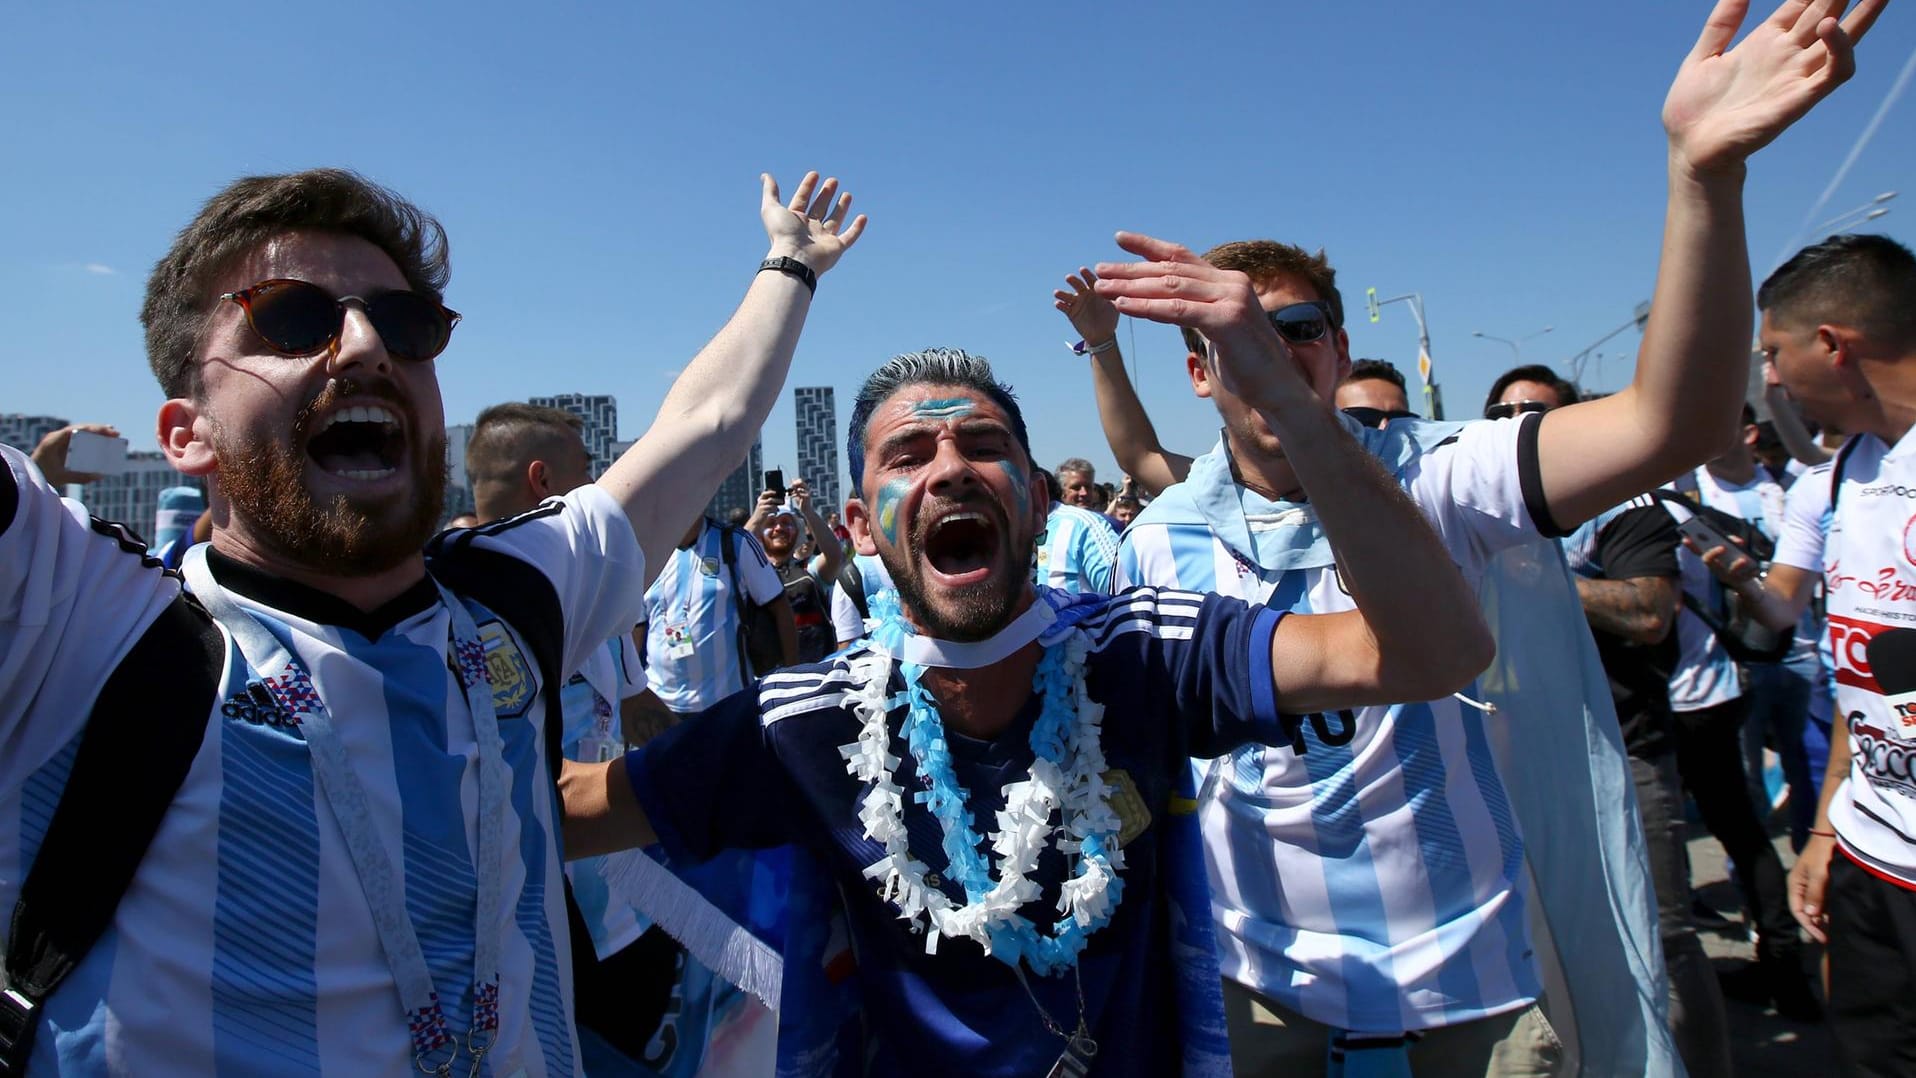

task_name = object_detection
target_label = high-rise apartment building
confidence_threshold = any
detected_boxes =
[793,386,841,513]
[1,414,69,453]
[707,436,763,523]
[82,451,203,544]
[442,422,475,524]
[528,393,619,478]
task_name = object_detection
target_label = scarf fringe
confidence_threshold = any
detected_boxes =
[598,849,784,1012]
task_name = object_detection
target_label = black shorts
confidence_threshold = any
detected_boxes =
[1827,849,1916,1076]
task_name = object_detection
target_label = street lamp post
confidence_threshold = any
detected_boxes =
[1472,326,1553,364]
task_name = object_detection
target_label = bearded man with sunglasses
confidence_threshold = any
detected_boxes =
[1079,2,1891,1073]
[0,166,864,1075]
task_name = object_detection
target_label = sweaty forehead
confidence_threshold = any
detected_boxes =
[222,231,410,297]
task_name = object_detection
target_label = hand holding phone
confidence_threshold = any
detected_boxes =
[30,424,125,486]
[1677,515,1758,585]
[66,430,129,476]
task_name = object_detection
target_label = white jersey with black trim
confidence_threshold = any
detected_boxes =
[0,444,645,1076]
[1117,414,1552,1032]
[1822,429,1916,885]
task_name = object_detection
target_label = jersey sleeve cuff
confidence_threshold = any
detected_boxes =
[1515,410,1570,538]
[0,450,19,536]
[1247,606,1287,740]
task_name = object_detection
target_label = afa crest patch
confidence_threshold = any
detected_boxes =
[1102,768,1152,847]
[477,620,536,718]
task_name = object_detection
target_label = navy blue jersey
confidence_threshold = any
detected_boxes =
[626,588,1284,1077]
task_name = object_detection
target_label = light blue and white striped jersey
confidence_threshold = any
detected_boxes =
[642,521,784,712]
[1665,466,1786,711]
[0,444,646,1076]
[1036,503,1120,595]
[1117,415,1552,1033]
[559,633,657,960]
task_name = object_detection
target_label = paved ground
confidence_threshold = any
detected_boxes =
[1685,815,1833,1077]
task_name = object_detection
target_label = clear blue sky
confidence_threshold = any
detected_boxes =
[3,2,1911,496]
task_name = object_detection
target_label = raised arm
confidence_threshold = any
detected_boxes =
[597,172,866,582]
[790,479,843,581]
[1529,0,1882,528]
[1094,235,1494,712]
[1055,269,1194,496]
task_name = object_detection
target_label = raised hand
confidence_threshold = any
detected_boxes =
[1054,267,1120,346]
[789,478,811,512]
[30,423,120,486]
[1663,0,1887,174]
[1093,232,1309,410]
[760,171,868,276]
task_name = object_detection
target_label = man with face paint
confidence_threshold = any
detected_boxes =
[0,167,864,1075]
[1084,4,1890,1072]
[563,253,1500,1074]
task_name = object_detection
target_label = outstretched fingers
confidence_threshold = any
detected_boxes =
[1695,0,1754,57]
[1840,0,1887,41]
[837,212,869,248]
[786,171,820,214]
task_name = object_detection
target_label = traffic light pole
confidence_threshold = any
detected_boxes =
[1366,288,1441,419]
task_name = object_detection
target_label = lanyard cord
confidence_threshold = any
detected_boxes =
[182,548,506,1076]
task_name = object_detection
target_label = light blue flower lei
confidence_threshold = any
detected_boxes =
[872,589,1124,976]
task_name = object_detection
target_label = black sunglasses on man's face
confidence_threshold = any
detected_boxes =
[1484,400,1553,421]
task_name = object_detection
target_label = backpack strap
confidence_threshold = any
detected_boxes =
[1830,436,1863,512]
[714,522,758,681]
[2,596,223,1075]
[840,558,869,622]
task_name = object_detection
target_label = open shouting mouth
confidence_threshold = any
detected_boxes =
[306,401,408,483]
[921,507,1001,586]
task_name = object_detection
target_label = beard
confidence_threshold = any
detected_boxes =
[213,380,448,577]
[877,501,1034,643]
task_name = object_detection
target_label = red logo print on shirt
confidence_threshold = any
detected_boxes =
[1832,614,1887,695]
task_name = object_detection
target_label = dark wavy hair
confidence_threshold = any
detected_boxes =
[846,348,1031,495]
[141,168,450,398]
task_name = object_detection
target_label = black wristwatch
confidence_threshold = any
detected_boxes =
[758,256,817,295]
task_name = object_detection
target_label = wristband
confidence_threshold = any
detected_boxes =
[758,256,817,295]
[1070,338,1118,357]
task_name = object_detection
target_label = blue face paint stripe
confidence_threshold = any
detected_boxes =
[876,478,909,549]
[908,397,976,420]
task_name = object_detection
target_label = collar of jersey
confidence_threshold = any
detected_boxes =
[203,548,440,640]
[866,586,1105,669]
[1158,413,1466,575]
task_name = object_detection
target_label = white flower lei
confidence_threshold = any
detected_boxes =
[837,626,1126,971]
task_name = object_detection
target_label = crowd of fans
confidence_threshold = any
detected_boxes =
[4,3,1911,1077]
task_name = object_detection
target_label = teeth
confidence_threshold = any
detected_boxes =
[337,468,397,480]
[317,404,400,432]
[936,512,988,528]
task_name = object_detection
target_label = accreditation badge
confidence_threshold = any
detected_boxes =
[477,620,536,718]
[1102,769,1151,847]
